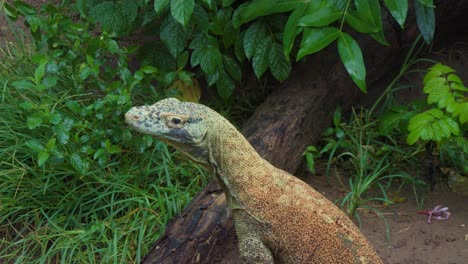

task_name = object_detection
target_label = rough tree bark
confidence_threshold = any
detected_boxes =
[142,2,468,263]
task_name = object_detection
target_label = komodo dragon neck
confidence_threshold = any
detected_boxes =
[204,114,272,207]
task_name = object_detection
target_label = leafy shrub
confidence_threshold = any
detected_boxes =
[380,63,467,173]
[0,3,208,263]
[5,0,437,98]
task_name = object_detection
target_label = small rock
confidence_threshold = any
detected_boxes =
[447,170,468,196]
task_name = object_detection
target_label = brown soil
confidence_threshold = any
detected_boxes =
[301,165,468,264]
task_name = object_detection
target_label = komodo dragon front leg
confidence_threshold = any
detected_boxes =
[233,209,274,264]
[125,98,383,264]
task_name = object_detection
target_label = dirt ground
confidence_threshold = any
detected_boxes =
[302,167,468,264]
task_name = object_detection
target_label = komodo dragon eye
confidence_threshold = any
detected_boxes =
[160,113,188,129]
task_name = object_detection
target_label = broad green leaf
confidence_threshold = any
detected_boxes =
[243,22,266,59]
[38,151,49,167]
[252,37,272,78]
[191,45,222,74]
[13,0,36,15]
[414,0,435,44]
[160,17,186,58]
[70,153,90,175]
[3,2,19,20]
[346,13,379,33]
[223,21,239,48]
[12,79,35,90]
[378,109,415,135]
[447,73,464,85]
[171,0,194,26]
[297,27,340,60]
[423,76,446,94]
[192,4,209,30]
[49,113,62,125]
[418,0,434,7]
[154,0,170,14]
[89,1,138,33]
[27,114,43,129]
[66,101,81,114]
[333,107,341,127]
[452,102,468,124]
[45,138,56,150]
[298,6,342,27]
[53,118,74,144]
[233,0,300,27]
[216,70,235,99]
[269,42,291,81]
[283,3,307,57]
[34,62,46,84]
[42,76,57,89]
[25,140,44,152]
[177,51,189,69]
[19,101,36,110]
[383,0,408,28]
[223,55,242,81]
[407,109,459,144]
[337,33,367,92]
[354,0,388,45]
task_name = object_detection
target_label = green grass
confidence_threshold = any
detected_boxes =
[0,20,208,263]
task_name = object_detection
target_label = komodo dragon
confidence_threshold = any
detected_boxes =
[125,98,383,264]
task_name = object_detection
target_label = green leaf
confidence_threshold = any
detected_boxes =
[19,101,36,110]
[414,0,435,44]
[383,0,408,28]
[42,76,57,89]
[34,62,46,84]
[70,153,90,175]
[346,13,379,33]
[269,42,291,81]
[333,107,341,127]
[26,114,43,129]
[45,138,56,150]
[378,109,415,135]
[337,33,367,92]
[233,0,299,27]
[49,113,62,125]
[297,27,340,60]
[298,6,342,27]
[12,79,35,90]
[223,21,238,48]
[154,0,170,14]
[13,0,36,15]
[354,0,388,45]
[53,118,74,144]
[216,71,235,99]
[66,101,81,114]
[283,4,307,57]
[243,22,266,60]
[191,44,222,74]
[223,55,242,81]
[418,0,434,7]
[89,1,138,33]
[93,148,106,160]
[3,2,19,20]
[25,140,44,152]
[252,36,272,78]
[160,17,186,58]
[177,51,189,69]
[38,151,49,167]
[453,102,468,124]
[407,109,460,144]
[171,0,194,26]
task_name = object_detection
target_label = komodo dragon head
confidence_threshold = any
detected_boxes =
[125,98,212,166]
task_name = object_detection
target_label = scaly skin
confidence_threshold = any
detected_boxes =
[125,98,383,264]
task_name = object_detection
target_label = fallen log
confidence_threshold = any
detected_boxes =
[142,1,468,263]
